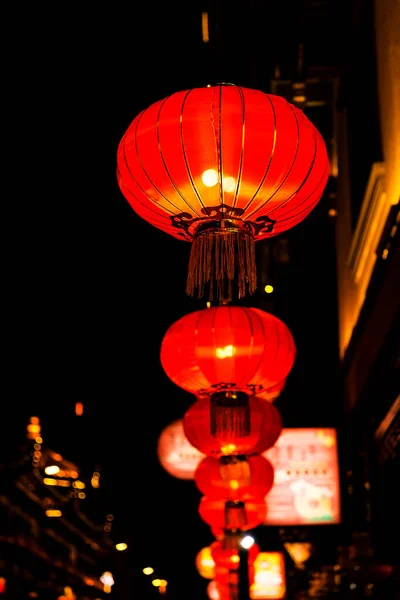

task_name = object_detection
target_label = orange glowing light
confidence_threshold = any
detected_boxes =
[116,542,128,551]
[250,552,286,599]
[283,542,312,568]
[196,546,216,579]
[263,428,341,526]
[45,509,62,517]
[43,478,57,486]
[75,401,84,416]
[152,579,161,587]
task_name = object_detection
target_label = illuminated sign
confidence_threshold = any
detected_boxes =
[250,552,286,599]
[263,428,341,525]
[157,419,204,480]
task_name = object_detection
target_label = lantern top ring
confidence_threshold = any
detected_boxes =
[193,219,253,238]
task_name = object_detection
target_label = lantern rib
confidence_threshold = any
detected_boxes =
[241,93,277,214]
[270,317,283,383]
[231,85,246,210]
[264,127,318,219]
[210,306,219,390]
[116,159,176,227]
[180,89,208,213]
[248,309,270,390]
[237,307,255,390]
[158,92,204,218]
[216,85,225,217]
[131,107,192,215]
[246,102,301,221]
[194,308,207,391]
[277,159,330,224]
[227,305,235,386]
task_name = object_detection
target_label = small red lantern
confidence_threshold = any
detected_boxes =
[117,84,329,301]
[195,454,274,500]
[198,497,267,531]
[157,419,204,480]
[184,395,282,457]
[160,306,295,397]
[211,535,259,570]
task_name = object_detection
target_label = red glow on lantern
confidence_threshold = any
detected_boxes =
[184,395,282,457]
[195,454,274,500]
[117,84,329,301]
[211,538,259,570]
[198,497,267,531]
[160,306,295,397]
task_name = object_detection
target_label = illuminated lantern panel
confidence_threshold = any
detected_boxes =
[195,546,216,580]
[195,454,274,500]
[211,536,259,570]
[198,497,267,532]
[257,378,286,402]
[160,306,296,398]
[117,84,329,302]
[250,552,286,599]
[157,419,204,480]
[207,580,220,600]
[262,428,341,526]
[184,395,282,457]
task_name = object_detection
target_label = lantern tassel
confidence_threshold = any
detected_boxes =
[210,391,250,439]
[186,224,256,302]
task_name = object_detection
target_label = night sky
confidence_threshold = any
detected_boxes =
[2,2,362,598]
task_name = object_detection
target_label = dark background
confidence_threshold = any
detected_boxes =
[3,1,381,598]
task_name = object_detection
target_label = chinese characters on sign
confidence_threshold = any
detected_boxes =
[263,428,341,526]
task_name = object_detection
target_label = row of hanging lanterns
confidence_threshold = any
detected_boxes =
[117,81,329,600]
[158,306,294,599]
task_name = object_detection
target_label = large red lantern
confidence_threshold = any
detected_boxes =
[184,395,282,457]
[117,84,330,301]
[198,497,267,531]
[157,419,204,480]
[195,455,274,500]
[160,306,295,397]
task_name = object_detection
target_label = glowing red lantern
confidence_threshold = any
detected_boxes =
[198,497,267,531]
[195,455,274,500]
[257,378,286,402]
[160,306,295,397]
[117,84,330,301]
[211,535,259,570]
[184,395,282,457]
[157,419,204,480]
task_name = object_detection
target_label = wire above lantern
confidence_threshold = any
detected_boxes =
[117,83,330,301]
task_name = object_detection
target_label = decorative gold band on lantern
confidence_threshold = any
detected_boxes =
[186,220,256,303]
[210,391,251,439]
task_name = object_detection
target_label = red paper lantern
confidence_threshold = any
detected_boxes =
[160,306,295,397]
[117,84,330,301]
[195,454,274,500]
[184,395,282,457]
[198,497,267,531]
[157,419,204,480]
[211,535,259,570]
